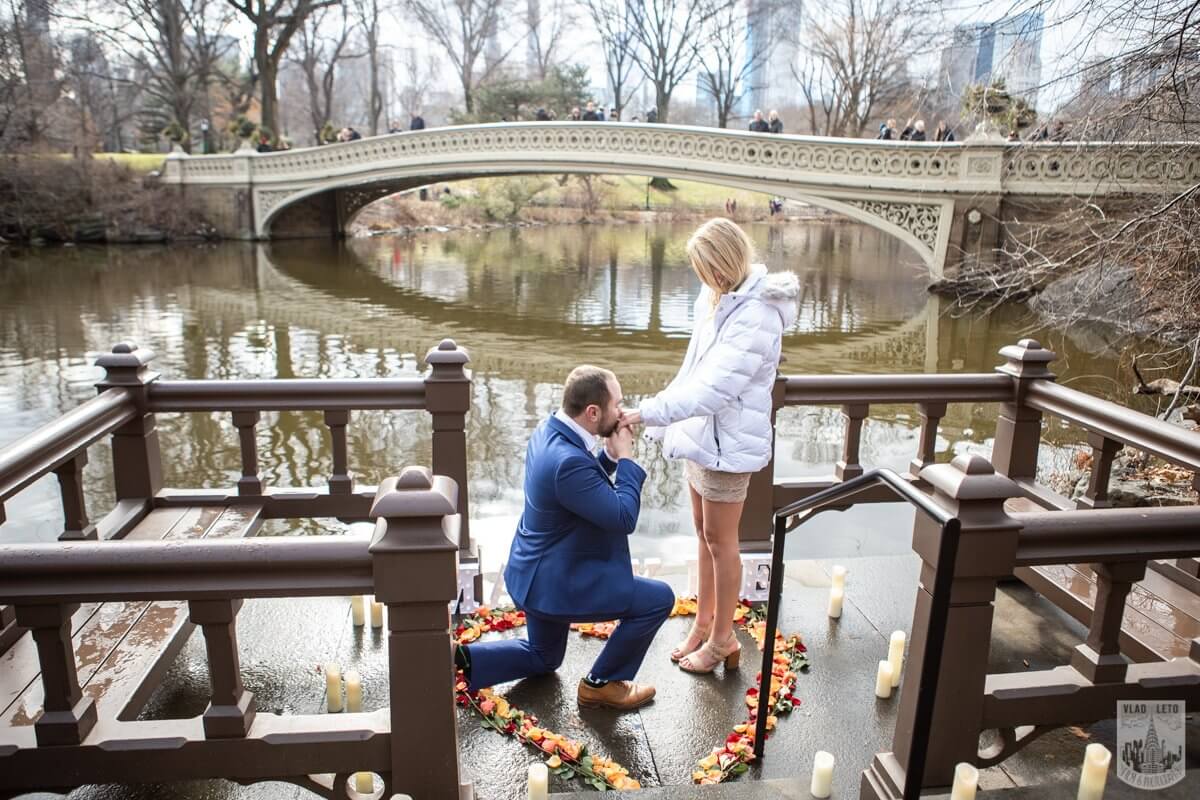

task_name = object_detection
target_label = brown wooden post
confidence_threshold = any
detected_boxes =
[15,603,98,746]
[324,409,354,495]
[95,342,162,505]
[740,373,785,550]
[424,339,472,554]
[1077,432,1123,509]
[835,403,870,480]
[861,454,1022,800]
[189,599,257,738]
[369,465,461,800]
[909,402,947,477]
[54,451,96,540]
[232,410,263,496]
[992,339,1056,481]
[1070,562,1145,684]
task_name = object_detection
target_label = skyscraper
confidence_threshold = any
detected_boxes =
[937,11,1044,113]
[739,0,800,118]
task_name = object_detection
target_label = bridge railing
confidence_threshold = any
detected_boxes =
[0,338,474,552]
[0,465,464,799]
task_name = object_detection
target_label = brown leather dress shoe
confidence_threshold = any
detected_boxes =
[577,679,656,710]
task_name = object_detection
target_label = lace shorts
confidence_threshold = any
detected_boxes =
[685,460,753,504]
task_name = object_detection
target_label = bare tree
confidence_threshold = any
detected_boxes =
[697,0,775,128]
[352,0,386,135]
[624,0,729,123]
[1,0,59,148]
[397,44,430,119]
[403,0,513,113]
[287,3,360,141]
[224,0,339,138]
[524,0,568,80]
[793,0,930,137]
[580,0,637,118]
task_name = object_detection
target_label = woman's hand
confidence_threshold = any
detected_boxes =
[621,408,642,428]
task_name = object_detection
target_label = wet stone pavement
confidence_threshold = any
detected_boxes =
[46,552,1200,800]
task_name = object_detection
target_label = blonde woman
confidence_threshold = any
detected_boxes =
[624,218,798,673]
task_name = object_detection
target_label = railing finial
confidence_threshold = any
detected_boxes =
[996,338,1057,381]
[95,342,159,389]
[921,453,1019,504]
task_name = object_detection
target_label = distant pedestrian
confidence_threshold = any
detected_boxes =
[410,114,425,131]
[1051,120,1067,142]
[645,108,657,124]
[536,107,550,121]
[609,108,619,121]
[570,106,583,121]
[878,118,898,140]
[768,110,783,134]
[900,118,926,141]
[749,110,769,133]
[582,101,603,121]
[1007,129,1021,142]
[388,119,404,134]
[934,120,955,142]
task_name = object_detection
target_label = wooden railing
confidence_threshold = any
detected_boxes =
[0,338,473,551]
[0,466,463,799]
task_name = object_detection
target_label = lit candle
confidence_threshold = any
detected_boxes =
[888,631,906,688]
[1077,743,1111,800]
[950,762,978,800]
[351,595,366,627]
[355,771,373,794]
[827,585,844,618]
[831,564,847,590]
[370,599,384,628]
[874,660,894,699]
[325,663,343,712]
[345,670,363,712]
[810,750,835,798]
[527,762,548,800]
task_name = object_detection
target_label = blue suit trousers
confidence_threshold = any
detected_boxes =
[467,577,675,688]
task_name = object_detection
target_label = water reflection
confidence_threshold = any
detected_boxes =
[0,222,1160,561]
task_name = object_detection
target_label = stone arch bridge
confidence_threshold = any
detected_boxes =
[161,122,1200,276]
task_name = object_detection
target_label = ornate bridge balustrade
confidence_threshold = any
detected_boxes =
[159,123,1200,277]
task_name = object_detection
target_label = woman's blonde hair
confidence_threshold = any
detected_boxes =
[686,217,754,307]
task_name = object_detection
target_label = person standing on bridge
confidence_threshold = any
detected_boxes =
[457,367,673,711]
[768,110,783,134]
[623,219,799,674]
[749,110,770,132]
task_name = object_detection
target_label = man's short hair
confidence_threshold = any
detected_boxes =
[562,365,615,416]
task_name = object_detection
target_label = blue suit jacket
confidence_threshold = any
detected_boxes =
[504,416,647,619]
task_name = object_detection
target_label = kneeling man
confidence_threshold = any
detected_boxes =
[457,365,673,710]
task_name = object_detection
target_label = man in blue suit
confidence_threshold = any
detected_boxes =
[458,366,675,710]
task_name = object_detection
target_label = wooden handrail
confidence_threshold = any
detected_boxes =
[0,536,377,603]
[782,373,1012,406]
[147,378,428,412]
[1025,380,1200,471]
[0,389,138,504]
[1012,506,1200,566]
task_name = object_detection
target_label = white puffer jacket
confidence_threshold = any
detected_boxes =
[640,264,799,473]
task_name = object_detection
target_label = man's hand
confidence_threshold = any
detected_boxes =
[607,423,635,461]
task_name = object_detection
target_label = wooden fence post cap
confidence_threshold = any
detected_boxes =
[920,454,1020,502]
[95,342,159,387]
[369,466,458,518]
[996,339,1056,380]
[425,339,471,367]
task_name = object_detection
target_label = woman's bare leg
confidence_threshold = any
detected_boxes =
[700,497,746,645]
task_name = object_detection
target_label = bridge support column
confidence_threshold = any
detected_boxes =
[942,197,1002,279]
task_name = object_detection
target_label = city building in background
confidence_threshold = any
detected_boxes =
[738,0,800,119]
[936,10,1043,116]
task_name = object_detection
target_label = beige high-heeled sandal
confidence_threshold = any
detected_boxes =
[670,623,711,663]
[679,633,741,674]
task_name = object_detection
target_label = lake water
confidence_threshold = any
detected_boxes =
[0,221,1159,561]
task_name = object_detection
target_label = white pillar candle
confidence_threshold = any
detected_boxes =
[1077,743,1111,800]
[355,771,374,794]
[810,750,835,798]
[831,564,847,590]
[827,585,844,618]
[888,631,906,687]
[527,762,548,800]
[325,663,343,712]
[950,762,978,800]
[370,599,385,628]
[345,670,363,712]
[351,595,366,627]
[874,660,894,698]
[686,557,699,595]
